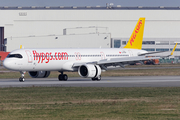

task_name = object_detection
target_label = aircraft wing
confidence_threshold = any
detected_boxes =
[73,43,177,68]
[97,56,160,69]
[73,56,160,68]
[97,56,160,65]
[138,51,167,56]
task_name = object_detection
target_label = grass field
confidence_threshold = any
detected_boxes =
[0,64,180,119]
[0,87,180,120]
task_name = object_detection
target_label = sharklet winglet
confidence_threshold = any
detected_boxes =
[170,43,178,56]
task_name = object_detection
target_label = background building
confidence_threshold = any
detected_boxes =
[0,6,180,59]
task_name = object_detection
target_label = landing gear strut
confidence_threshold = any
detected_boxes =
[58,72,68,81]
[92,75,101,81]
[19,71,26,82]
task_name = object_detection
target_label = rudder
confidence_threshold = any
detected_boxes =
[124,18,145,50]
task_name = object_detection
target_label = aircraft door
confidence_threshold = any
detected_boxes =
[25,50,35,69]
[25,50,33,63]
[100,52,105,60]
[75,52,81,61]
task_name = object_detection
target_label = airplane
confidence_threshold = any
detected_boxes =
[3,18,177,82]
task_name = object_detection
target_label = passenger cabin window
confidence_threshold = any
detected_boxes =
[7,54,23,58]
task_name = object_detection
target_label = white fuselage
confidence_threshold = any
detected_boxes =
[3,48,147,71]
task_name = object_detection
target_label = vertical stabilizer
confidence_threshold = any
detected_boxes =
[124,18,145,50]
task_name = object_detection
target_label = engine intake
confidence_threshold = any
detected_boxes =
[78,64,101,78]
[28,71,50,78]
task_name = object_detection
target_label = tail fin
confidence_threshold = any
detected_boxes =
[124,17,145,50]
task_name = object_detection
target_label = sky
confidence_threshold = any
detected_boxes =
[0,0,180,7]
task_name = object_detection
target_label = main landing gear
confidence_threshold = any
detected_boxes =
[58,72,68,81]
[91,75,101,81]
[19,71,26,82]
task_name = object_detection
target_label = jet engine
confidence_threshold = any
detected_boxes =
[78,64,101,78]
[28,71,50,78]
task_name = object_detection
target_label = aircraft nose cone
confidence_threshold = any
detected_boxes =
[3,59,12,70]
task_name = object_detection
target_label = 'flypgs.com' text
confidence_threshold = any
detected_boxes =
[32,50,68,63]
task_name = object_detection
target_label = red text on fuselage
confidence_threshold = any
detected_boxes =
[32,50,68,63]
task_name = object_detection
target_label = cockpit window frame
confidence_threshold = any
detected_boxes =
[7,54,23,59]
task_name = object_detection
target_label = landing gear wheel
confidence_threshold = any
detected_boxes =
[91,75,101,81]
[63,74,68,81]
[58,74,63,81]
[97,75,101,81]
[19,71,26,82]
[58,74,68,81]
[19,77,25,82]
[92,78,96,81]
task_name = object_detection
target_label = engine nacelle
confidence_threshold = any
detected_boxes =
[28,71,50,78]
[78,64,101,78]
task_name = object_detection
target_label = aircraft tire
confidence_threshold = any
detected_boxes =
[97,76,101,81]
[58,74,68,81]
[63,74,68,81]
[58,74,63,81]
[19,77,25,82]
[91,78,96,81]
[92,75,101,81]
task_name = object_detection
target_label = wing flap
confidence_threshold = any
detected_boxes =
[97,56,160,65]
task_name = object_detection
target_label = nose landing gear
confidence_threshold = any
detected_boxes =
[19,77,25,82]
[19,71,26,82]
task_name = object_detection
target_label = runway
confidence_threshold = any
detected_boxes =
[0,76,180,88]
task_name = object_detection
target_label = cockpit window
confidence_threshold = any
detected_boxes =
[7,54,23,58]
